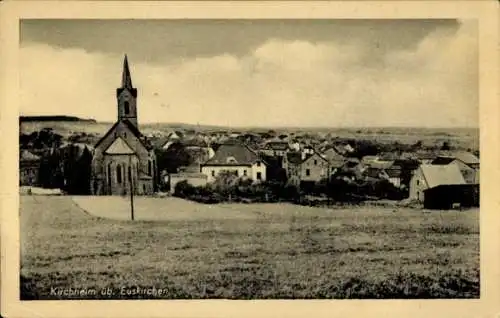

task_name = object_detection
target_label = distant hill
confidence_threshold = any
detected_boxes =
[20,116,97,123]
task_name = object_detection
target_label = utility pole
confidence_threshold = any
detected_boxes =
[129,155,135,221]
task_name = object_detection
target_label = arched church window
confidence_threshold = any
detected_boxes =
[107,163,112,187]
[116,164,122,184]
[124,101,130,115]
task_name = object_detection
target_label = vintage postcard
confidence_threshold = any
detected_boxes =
[1,1,499,318]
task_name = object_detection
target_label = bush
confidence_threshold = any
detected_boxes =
[173,180,195,197]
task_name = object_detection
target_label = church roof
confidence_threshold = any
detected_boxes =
[104,137,135,155]
[116,55,137,98]
[94,119,152,151]
[122,54,133,89]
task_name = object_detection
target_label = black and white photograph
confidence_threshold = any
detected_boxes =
[2,1,499,317]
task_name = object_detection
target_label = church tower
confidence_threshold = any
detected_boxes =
[116,55,138,128]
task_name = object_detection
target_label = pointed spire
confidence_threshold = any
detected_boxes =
[121,54,133,89]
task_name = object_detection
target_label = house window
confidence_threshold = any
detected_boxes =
[306,169,311,176]
[417,179,420,186]
[124,101,130,115]
[148,160,152,176]
[124,132,127,138]
[128,166,132,182]
[143,184,146,193]
[226,156,237,164]
[243,170,247,176]
[256,161,261,167]
[314,160,317,165]
[235,170,239,177]
[116,165,122,184]
[256,172,262,180]
[211,170,215,177]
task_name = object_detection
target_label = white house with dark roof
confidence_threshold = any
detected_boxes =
[201,143,266,183]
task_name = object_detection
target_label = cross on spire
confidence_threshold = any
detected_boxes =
[121,54,133,89]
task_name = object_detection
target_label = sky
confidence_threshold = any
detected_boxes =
[19,19,478,128]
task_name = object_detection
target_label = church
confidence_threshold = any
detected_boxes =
[90,55,158,195]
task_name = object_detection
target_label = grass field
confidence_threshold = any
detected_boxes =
[20,195,479,299]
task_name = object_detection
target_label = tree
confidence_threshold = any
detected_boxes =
[155,142,192,174]
[349,140,379,159]
[441,141,451,151]
[213,170,239,193]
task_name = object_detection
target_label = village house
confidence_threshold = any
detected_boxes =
[300,151,330,183]
[409,164,466,202]
[260,138,290,157]
[362,161,402,188]
[320,147,346,174]
[168,164,208,193]
[334,158,364,181]
[301,144,315,159]
[332,142,355,156]
[201,143,267,183]
[154,131,183,151]
[282,151,303,185]
[19,150,41,186]
[181,138,215,164]
[385,167,402,187]
[431,155,478,184]
[91,55,158,195]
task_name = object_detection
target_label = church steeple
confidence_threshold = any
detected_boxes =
[122,54,133,89]
[116,54,138,128]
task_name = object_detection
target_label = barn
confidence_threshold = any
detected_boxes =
[423,184,479,209]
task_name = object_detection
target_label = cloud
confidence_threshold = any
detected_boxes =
[20,20,478,128]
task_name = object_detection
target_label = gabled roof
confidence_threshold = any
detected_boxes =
[104,137,135,155]
[302,151,328,164]
[264,138,289,150]
[321,147,345,161]
[94,119,151,151]
[451,152,480,165]
[438,151,479,165]
[431,157,456,165]
[203,143,260,166]
[420,164,466,188]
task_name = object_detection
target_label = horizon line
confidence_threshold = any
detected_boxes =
[18,114,479,130]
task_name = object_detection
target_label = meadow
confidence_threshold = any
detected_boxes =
[20,195,479,299]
